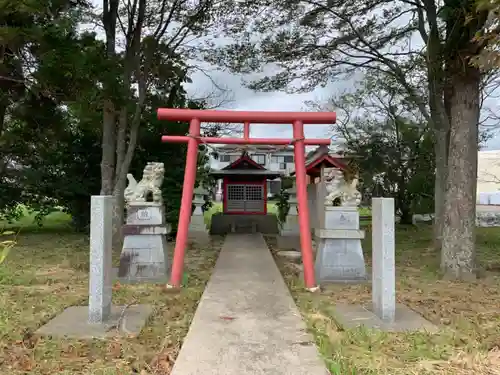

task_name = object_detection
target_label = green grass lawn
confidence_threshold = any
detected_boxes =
[269,225,500,375]
[0,210,222,374]
[5,205,498,374]
[1,206,72,232]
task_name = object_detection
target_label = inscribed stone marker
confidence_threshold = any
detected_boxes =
[372,197,396,323]
[89,195,114,324]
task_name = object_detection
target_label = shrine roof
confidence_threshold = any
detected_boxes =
[221,152,266,171]
[289,145,350,177]
[210,151,283,179]
[208,169,283,179]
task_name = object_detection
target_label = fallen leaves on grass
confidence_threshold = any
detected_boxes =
[1,234,222,375]
[419,348,500,375]
[267,227,500,375]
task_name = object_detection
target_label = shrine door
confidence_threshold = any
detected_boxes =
[225,183,265,214]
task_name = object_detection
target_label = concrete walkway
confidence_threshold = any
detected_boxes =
[171,233,328,375]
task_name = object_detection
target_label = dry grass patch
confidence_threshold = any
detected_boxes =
[0,230,222,375]
[268,226,500,375]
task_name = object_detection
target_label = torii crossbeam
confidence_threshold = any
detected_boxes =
[158,108,336,290]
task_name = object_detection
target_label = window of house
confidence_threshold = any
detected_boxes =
[253,154,266,165]
[219,154,230,162]
[279,162,287,170]
[272,155,285,163]
[230,154,240,162]
[272,155,294,163]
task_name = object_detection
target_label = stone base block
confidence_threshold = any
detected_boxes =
[188,230,211,245]
[315,237,367,284]
[36,305,153,339]
[332,303,438,332]
[189,215,207,232]
[277,234,300,251]
[118,234,169,283]
[276,249,302,263]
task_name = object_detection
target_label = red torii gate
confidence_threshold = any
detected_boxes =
[158,108,336,290]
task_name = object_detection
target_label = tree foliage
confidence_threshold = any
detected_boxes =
[0,0,218,233]
[319,72,435,224]
[208,0,494,279]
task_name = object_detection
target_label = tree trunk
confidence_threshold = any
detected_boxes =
[425,21,449,251]
[440,63,480,280]
[112,178,127,251]
[100,99,116,195]
[100,0,118,196]
[399,206,413,225]
[433,128,448,250]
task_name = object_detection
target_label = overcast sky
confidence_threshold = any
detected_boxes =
[185,67,500,150]
[184,67,338,143]
[87,0,500,150]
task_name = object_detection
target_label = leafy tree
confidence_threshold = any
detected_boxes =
[320,74,435,224]
[0,0,223,239]
[0,0,93,218]
[209,0,492,280]
[345,117,435,224]
[473,0,500,69]
[97,0,231,248]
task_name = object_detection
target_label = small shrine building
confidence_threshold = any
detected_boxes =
[292,145,349,182]
[209,152,283,215]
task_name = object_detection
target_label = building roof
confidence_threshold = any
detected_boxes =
[215,145,294,153]
[289,145,349,177]
[209,152,283,179]
[209,169,283,179]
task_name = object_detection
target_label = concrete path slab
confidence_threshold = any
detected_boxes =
[171,233,328,375]
[36,305,152,339]
[332,303,438,333]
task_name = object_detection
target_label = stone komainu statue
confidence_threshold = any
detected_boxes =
[324,167,361,207]
[124,162,165,204]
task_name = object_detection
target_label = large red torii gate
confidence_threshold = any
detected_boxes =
[158,108,336,290]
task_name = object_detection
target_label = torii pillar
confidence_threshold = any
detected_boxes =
[158,109,336,291]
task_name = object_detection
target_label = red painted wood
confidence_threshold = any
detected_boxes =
[157,108,336,124]
[161,135,331,146]
[170,118,200,287]
[292,120,317,289]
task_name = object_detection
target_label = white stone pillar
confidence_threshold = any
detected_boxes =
[89,195,114,324]
[372,197,396,323]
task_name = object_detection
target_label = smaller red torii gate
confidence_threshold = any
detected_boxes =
[158,108,336,290]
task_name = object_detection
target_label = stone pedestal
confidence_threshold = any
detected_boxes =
[118,202,170,283]
[314,206,367,283]
[278,187,300,250]
[372,198,396,322]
